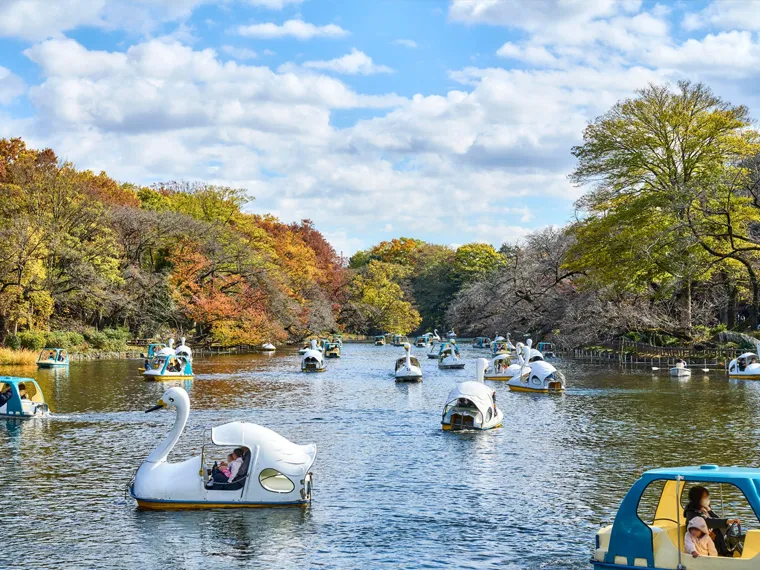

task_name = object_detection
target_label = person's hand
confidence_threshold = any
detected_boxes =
[728,519,741,526]
[692,552,700,558]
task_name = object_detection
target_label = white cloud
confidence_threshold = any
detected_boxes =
[0,66,26,104]
[246,0,304,8]
[683,0,760,32]
[222,45,258,60]
[303,48,393,75]
[0,0,212,40]
[393,39,417,48]
[237,19,348,40]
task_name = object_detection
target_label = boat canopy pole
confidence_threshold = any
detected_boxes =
[676,475,685,570]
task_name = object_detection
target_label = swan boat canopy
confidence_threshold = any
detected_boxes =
[391,334,408,347]
[414,336,428,348]
[728,343,760,380]
[301,340,326,373]
[472,337,491,349]
[130,387,316,509]
[374,335,386,346]
[331,334,343,347]
[438,341,465,370]
[144,342,193,381]
[594,464,760,569]
[395,343,422,382]
[507,340,565,393]
[483,353,524,381]
[146,343,167,359]
[0,377,50,418]
[37,348,69,368]
[536,341,556,358]
[324,342,341,359]
[441,359,503,431]
[261,342,276,352]
[490,338,512,356]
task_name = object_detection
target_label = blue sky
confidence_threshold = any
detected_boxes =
[0,0,759,254]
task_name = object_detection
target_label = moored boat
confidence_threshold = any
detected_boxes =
[670,359,691,378]
[129,387,316,510]
[395,343,422,382]
[36,348,69,368]
[441,359,503,431]
[0,377,50,418]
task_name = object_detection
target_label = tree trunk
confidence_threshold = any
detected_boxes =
[681,279,692,331]
[749,268,760,330]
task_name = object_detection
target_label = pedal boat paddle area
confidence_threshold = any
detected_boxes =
[593,464,760,569]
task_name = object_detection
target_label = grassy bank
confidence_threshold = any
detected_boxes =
[0,348,39,366]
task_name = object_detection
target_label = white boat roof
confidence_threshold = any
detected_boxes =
[156,346,176,356]
[738,352,758,359]
[212,421,316,476]
[302,349,323,361]
[445,381,495,419]
[492,354,512,362]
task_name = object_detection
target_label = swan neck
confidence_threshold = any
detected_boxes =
[146,404,188,464]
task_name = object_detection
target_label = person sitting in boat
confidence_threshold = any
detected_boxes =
[57,351,66,362]
[166,358,180,373]
[685,516,718,558]
[17,383,27,399]
[0,385,12,407]
[207,448,249,490]
[684,485,739,556]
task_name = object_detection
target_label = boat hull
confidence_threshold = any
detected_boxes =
[508,383,564,393]
[439,364,465,369]
[728,374,760,380]
[135,497,309,510]
[302,368,326,373]
[395,375,422,382]
[37,363,68,368]
[144,374,194,381]
[441,422,502,431]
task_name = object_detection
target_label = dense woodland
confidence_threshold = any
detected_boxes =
[3,81,760,349]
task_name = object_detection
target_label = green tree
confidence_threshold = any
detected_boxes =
[569,81,759,329]
[346,261,421,334]
[452,243,504,284]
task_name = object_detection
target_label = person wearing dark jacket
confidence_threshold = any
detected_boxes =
[684,485,740,557]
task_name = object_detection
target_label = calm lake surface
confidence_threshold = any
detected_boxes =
[3,343,760,569]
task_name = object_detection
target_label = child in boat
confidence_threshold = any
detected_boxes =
[685,517,718,558]
[217,454,233,479]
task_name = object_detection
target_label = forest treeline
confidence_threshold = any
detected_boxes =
[3,81,760,349]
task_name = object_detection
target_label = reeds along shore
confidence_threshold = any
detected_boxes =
[0,348,39,366]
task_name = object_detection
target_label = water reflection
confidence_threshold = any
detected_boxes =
[1,345,759,568]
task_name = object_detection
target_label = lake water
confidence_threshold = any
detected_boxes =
[3,343,760,569]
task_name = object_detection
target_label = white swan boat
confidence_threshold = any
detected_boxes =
[728,343,760,380]
[507,340,565,393]
[669,360,691,378]
[129,387,316,509]
[395,343,422,382]
[483,353,523,381]
[374,335,386,346]
[438,341,465,370]
[441,359,503,431]
[175,337,193,360]
[432,329,441,341]
[261,342,276,352]
[301,340,326,373]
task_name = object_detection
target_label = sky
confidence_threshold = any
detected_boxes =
[1,0,760,255]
